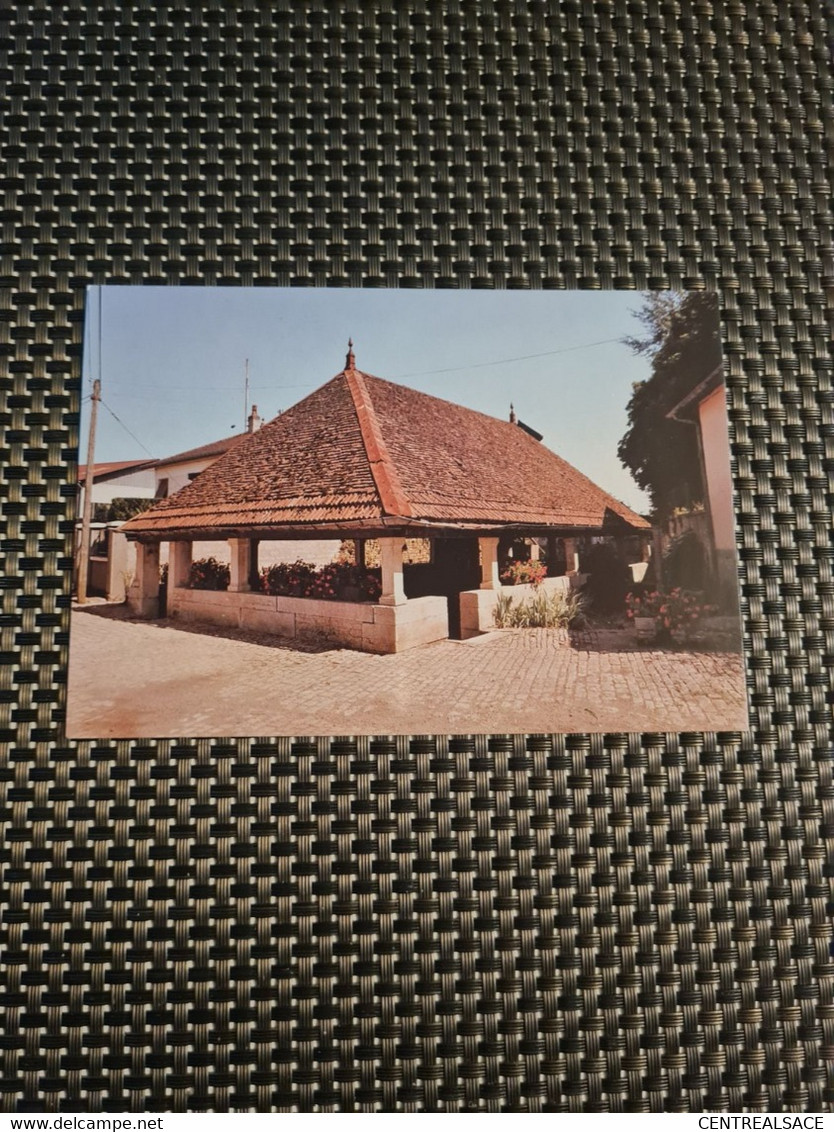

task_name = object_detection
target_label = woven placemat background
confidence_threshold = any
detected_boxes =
[1,0,833,1113]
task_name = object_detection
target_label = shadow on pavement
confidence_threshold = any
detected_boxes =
[71,601,343,655]
[568,625,743,655]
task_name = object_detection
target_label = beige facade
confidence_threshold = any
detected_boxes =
[126,531,591,654]
[167,584,449,654]
[460,574,582,639]
[696,383,737,601]
[697,384,735,551]
[122,368,650,654]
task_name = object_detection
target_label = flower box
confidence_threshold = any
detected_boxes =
[633,615,657,642]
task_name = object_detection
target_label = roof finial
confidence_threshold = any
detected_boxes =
[346,337,355,370]
[509,402,517,424]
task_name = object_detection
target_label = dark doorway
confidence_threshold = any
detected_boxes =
[432,537,481,638]
[402,537,482,638]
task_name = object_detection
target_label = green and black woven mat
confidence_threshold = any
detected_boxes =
[1,0,833,1113]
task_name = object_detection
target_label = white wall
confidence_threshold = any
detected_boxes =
[79,469,157,514]
[459,574,583,638]
[155,456,214,497]
[698,385,735,552]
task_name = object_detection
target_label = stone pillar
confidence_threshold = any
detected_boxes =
[564,537,579,575]
[529,539,540,561]
[228,537,252,592]
[379,537,406,606]
[479,536,501,590]
[106,527,131,603]
[169,540,192,589]
[130,542,160,618]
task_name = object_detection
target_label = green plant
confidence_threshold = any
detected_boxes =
[493,592,515,626]
[494,587,585,629]
[92,497,157,523]
[188,557,230,591]
[618,292,721,517]
[662,529,708,590]
[580,541,633,614]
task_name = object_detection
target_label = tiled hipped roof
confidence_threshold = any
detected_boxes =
[122,363,650,537]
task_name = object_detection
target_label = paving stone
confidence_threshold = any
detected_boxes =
[65,605,750,738]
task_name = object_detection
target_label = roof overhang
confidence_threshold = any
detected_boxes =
[125,514,650,543]
[666,364,724,424]
[77,459,158,486]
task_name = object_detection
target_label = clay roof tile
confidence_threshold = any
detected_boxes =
[122,366,650,537]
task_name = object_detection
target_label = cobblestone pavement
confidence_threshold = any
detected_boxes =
[66,604,750,738]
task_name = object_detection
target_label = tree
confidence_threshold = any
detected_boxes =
[618,292,722,519]
[92,496,156,523]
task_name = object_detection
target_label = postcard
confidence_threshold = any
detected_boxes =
[66,288,748,736]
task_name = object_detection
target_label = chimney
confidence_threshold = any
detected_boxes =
[247,404,263,433]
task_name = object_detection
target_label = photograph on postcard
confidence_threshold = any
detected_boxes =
[65,288,748,737]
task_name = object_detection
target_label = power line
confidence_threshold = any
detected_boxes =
[84,335,624,403]
[391,336,624,380]
[104,381,312,393]
[99,398,155,457]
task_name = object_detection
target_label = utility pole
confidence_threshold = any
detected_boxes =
[76,379,101,604]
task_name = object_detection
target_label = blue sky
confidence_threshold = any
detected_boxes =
[82,287,665,512]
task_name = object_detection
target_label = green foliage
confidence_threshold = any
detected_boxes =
[663,529,708,590]
[493,592,515,626]
[493,587,586,629]
[618,293,722,518]
[92,497,156,522]
[189,557,230,591]
[580,541,632,614]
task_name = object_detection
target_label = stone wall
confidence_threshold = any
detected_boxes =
[169,587,449,654]
[459,574,585,639]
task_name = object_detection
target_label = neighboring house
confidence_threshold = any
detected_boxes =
[76,405,338,603]
[666,364,737,601]
[152,415,257,499]
[152,405,338,568]
[75,459,158,602]
[76,458,158,518]
[75,424,245,601]
[122,344,650,651]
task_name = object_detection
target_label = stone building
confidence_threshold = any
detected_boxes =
[122,345,650,653]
